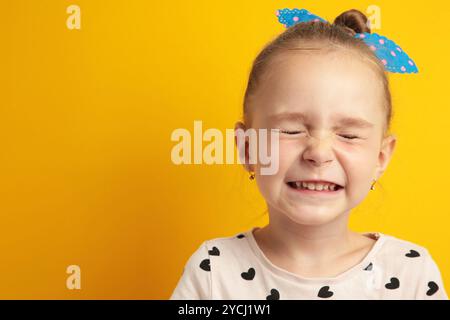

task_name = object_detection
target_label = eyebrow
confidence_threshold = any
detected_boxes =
[332,116,374,129]
[268,112,308,123]
[268,112,374,129]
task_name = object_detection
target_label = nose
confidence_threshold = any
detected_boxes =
[302,134,334,167]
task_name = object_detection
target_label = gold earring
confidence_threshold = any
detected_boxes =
[370,179,377,190]
[249,171,255,180]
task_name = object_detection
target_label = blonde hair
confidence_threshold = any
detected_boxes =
[243,9,392,135]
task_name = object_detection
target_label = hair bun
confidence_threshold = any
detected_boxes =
[333,9,370,35]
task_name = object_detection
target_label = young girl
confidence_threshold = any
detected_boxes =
[170,9,448,300]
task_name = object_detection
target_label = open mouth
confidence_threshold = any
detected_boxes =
[286,181,344,192]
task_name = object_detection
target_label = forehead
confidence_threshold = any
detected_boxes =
[251,49,385,126]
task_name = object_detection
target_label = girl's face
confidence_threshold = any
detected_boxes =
[240,49,396,226]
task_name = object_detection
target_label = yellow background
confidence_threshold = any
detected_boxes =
[1,0,449,299]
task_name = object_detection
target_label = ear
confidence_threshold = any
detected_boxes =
[234,121,254,173]
[374,133,397,180]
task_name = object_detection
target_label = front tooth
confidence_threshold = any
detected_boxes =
[315,184,323,191]
[307,183,315,190]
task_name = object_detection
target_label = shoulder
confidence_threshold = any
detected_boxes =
[373,233,447,299]
[375,233,438,272]
[203,230,250,255]
[194,229,257,276]
[376,233,431,259]
[170,231,249,300]
[184,230,252,270]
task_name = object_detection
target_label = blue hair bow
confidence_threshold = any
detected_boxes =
[276,8,418,74]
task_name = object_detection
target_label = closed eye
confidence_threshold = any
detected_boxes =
[338,134,359,140]
[280,130,305,135]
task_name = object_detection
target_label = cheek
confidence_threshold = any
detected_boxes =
[255,142,297,198]
[337,143,380,191]
[255,174,282,207]
[257,139,300,176]
[278,140,301,169]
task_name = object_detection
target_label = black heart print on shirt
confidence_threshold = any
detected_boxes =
[241,268,256,280]
[405,250,420,258]
[385,277,400,290]
[318,286,334,298]
[208,247,220,256]
[199,259,210,272]
[427,281,439,296]
[266,288,280,300]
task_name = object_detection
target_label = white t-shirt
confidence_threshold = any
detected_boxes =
[170,227,448,300]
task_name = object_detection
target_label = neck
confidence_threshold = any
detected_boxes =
[261,206,356,265]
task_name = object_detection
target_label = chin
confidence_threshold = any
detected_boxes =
[283,206,342,226]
